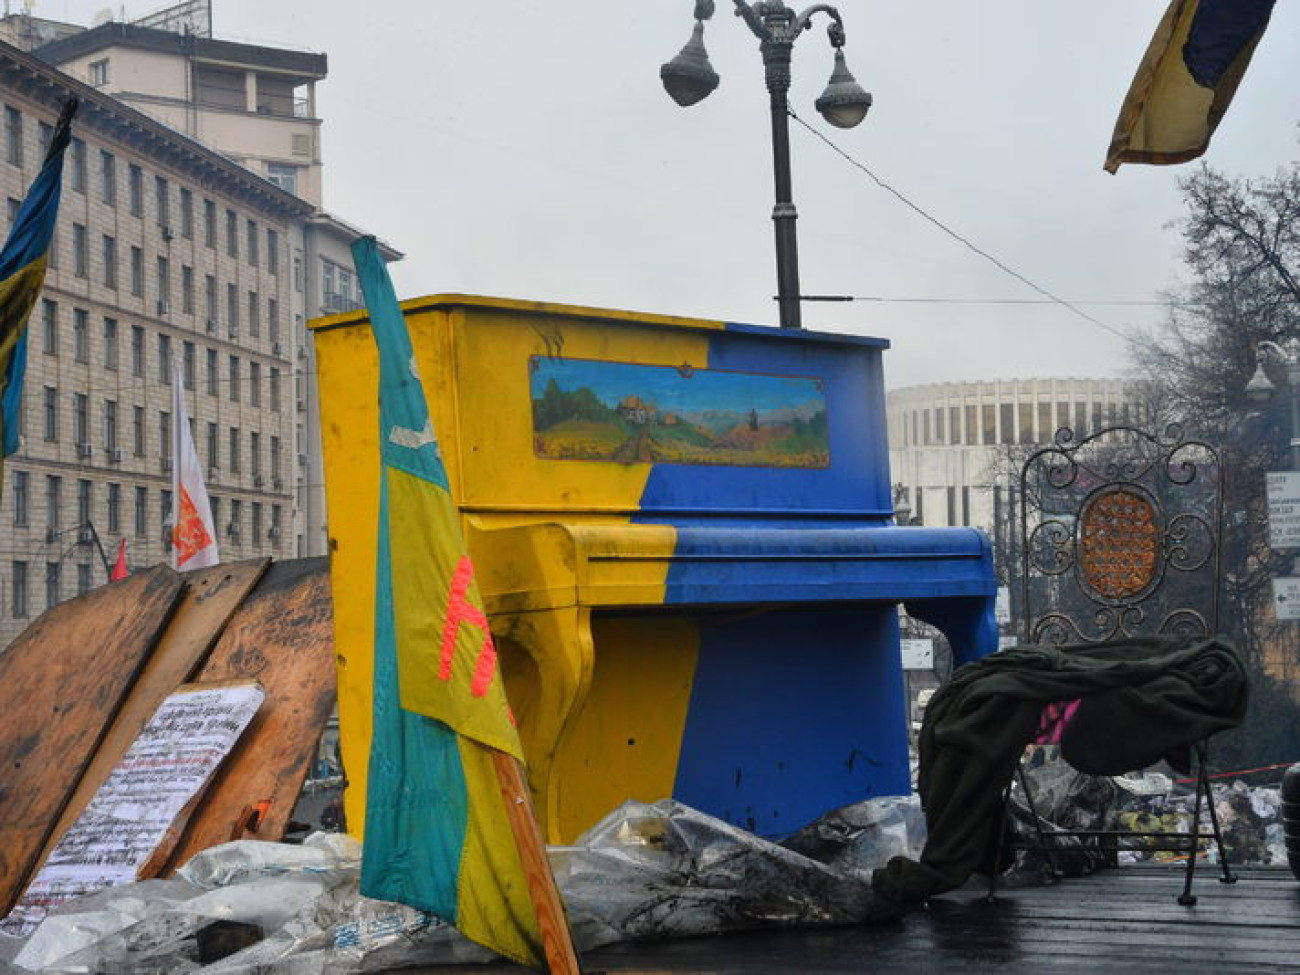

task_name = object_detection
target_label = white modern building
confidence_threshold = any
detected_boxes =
[0,2,397,650]
[887,378,1151,555]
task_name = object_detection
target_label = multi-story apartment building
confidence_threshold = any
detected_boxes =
[0,5,397,650]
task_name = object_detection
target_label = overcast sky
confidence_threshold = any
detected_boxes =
[40,0,1300,389]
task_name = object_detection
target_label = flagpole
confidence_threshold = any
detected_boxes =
[489,750,583,975]
[170,359,183,568]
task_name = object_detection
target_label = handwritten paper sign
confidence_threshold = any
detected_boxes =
[1,681,264,938]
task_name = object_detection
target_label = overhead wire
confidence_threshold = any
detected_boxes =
[787,107,1154,346]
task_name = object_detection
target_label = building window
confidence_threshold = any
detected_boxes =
[101,234,117,289]
[265,162,297,195]
[11,561,27,618]
[267,299,279,346]
[229,498,242,541]
[229,426,241,473]
[1013,405,1034,441]
[204,274,217,326]
[271,505,282,546]
[43,385,57,441]
[99,150,115,204]
[130,245,143,296]
[246,219,259,267]
[89,58,110,86]
[183,340,196,389]
[160,489,173,537]
[206,347,218,396]
[155,175,170,228]
[44,562,60,610]
[180,188,193,238]
[269,368,281,411]
[12,471,28,526]
[203,198,216,247]
[159,411,172,465]
[103,399,118,452]
[1000,403,1015,445]
[69,138,86,192]
[72,223,87,277]
[132,405,145,456]
[226,208,238,258]
[102,317,118,371]
[250,430,261,478]
[128,164,143,216]
[134,485,147,536]
[45,474,61,530]
[107,482,121,532]
[73,392,88,448]
[158,334,172,384]
[267,229,279,275]
[156,256,170,312]
[249,361,261,407]
[227,283,239,333]
[77,562,92,596]
[131,324,145,377]
[207,422,219,469]
[181,265,194,313]
[77,478,92,526]
[228,355,240,401]
[248,291,259,336]
[252,502,263,545]
[6,106,23,166]
[73,309,88,363]
[41,299,57,354]
[271,435,281,483]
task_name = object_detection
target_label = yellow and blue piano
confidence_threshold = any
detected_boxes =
[312,296,997,843]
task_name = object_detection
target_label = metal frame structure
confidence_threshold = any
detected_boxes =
[991,424,1235,905]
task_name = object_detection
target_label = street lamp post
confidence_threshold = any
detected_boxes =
[660,0,872,330]
[1246,338,1300,470]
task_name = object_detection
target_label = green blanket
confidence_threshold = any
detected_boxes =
[873,635,1247,907]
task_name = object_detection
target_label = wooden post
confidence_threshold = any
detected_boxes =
[491,749,583,975]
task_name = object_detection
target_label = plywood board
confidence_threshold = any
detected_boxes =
[0,566,186,915]
[2,681,265,938]
[31,559,271,882]
[165,558,336,869]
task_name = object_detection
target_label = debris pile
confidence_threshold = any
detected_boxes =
[0,797,925,974]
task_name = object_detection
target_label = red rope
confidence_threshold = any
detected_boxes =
[1172,761,1297,786]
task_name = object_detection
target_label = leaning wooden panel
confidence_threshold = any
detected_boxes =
[32,559,272,883]
[0,565,186,915]
[164,557,336,870]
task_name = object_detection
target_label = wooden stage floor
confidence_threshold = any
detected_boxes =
[414,864,1300,974]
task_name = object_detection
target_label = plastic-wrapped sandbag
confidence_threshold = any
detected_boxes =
[779,794,926,877]
[2,797,918,973]
[553,798,883,947]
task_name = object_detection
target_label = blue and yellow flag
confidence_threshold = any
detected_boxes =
[1,99,77,491]
[1105,0,1275,173]
[351,236,547,969]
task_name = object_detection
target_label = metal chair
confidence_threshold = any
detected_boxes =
[988,424,1237,905]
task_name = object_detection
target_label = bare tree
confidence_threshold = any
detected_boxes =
[1129,160,1300,770]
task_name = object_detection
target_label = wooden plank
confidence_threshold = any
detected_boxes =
[0,565,186,915]
[30,559,271,883]
[164,558,336,870]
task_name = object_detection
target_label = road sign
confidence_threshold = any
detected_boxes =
[1267,471,1300,548]
[1274,577,1300,621]
[900,638,934,670]
[995,586,1011,624]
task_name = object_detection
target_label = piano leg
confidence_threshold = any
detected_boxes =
[492,605,596,843]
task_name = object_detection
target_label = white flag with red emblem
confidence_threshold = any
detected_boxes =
[170,360,218,570]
